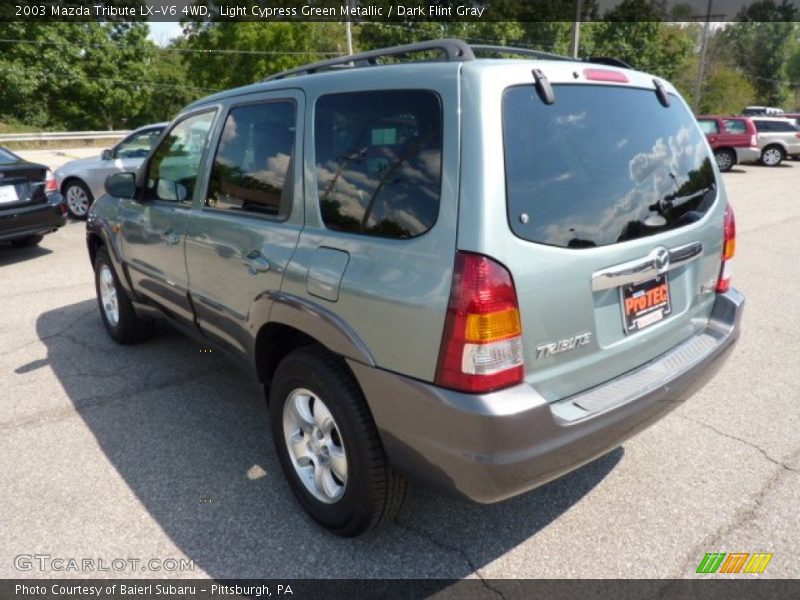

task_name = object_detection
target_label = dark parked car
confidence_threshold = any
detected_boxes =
[0,147,66,247]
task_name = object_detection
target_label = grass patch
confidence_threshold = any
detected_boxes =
[0,120,43,134]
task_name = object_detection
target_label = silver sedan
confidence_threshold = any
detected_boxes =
[55,123,166,219]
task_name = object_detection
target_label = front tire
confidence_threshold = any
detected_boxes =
[269,346,408,536]
[64,179,93,220]
[94,247,153,344]
[714,148,736,172]
[760,145,784,167]
[11,234,44,247]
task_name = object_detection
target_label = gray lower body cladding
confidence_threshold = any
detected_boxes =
[349,290,744,503]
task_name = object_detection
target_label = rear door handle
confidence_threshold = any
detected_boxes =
[243,251,270,275]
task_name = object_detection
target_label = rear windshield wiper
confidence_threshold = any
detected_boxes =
[532,69,555,105]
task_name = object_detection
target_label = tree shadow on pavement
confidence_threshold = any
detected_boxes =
[34,299,622,580]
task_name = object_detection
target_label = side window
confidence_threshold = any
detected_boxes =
[207,101,296,219]
[774,121,797,132]
[754,120,770,132]
[314,90,442,239]
[722,120,746,134]
[146,111,215,203]
[116,129,163,159]
[697,120,719,134]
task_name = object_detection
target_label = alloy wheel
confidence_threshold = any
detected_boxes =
[282,388,348,503]
[98,264,119,326]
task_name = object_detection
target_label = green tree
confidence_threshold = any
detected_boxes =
[0,22,180,130]
[697,66,758,114]
[723,0,798,106]
[786,47,800,110]
[179,22,345,90]
[582,1,693,80]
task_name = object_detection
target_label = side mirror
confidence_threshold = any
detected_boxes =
[105,172,136,199]
[101,148,113,161]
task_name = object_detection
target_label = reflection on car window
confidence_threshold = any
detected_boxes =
[0,148,18,163]
[723,120,746,134]
[146,112,215,203]
[697,120,718,134]
[314,90,442,239]
[503,85,716,248]
[116,129,163,159]
[207,101,296,219]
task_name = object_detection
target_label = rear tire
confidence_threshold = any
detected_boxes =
[11,234,44,247]
[713,148,736,172]
[64,179,93,220]
[760,145,784,167]
[93,247,153,344]
[269,346,408,536]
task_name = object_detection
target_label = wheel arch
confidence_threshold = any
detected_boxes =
[253,292,376,386]
[714,145,737,156]
[60,175,91,197]
[86,231,104,268]
[763,142,787,155]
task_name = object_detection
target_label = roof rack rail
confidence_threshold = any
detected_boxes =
[470,44,572,62]
[264,38,476,81]
[584,56,632,69]
[263,38,632,82]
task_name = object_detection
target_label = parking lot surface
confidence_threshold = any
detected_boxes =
[1,158,798,580]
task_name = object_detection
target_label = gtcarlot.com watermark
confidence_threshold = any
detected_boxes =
[14,554,194,573]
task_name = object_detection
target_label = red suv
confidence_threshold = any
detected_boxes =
[696,115,759,171]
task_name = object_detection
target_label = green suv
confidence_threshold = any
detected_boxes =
[87,40,743,536]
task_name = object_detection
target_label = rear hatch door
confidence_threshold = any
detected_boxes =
[459,63,727,401]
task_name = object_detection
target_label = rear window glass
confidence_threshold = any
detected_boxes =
[207,101,296,219]
[0,148,18,163]
[754,120,797,132]
[697,120,718,134]
[723,119,747,134]
[503,85,716,249]
[314,90,442,239]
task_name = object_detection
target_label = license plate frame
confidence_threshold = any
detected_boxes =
[0,184,19,205]
[620,274,672,334]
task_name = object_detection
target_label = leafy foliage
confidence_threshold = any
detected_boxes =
[722,0,798,107]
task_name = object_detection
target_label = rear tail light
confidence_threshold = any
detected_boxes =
[435,252,524,393]
[750,134,758,146]
[794,132,800,139]
[716,205,736,293]
[45,169,58,193]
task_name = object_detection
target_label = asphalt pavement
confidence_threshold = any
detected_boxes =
[1,156,798,581]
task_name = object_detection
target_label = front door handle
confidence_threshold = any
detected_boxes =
[162,230,181,247]
[243,250,270,275]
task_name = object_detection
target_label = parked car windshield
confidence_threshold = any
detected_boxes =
[116,128,163,159]
[503,84,716,248]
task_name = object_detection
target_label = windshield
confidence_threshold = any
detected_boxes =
[503,84,716,248]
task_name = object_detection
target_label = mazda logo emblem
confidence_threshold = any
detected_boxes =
[651,247,670,273]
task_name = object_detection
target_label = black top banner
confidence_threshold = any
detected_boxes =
[2,0,800,23]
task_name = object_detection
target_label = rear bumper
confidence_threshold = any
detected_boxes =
[735,147,761,163]
[350,289,744,503]
[0,194,66,242]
